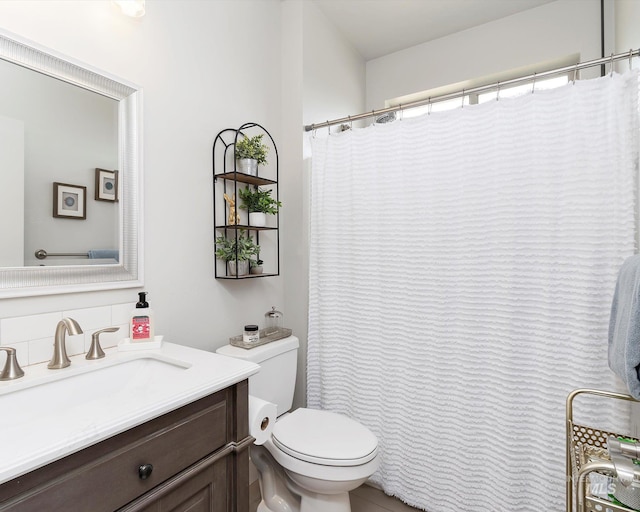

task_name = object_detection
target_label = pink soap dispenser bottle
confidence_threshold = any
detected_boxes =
[130,291,155,342]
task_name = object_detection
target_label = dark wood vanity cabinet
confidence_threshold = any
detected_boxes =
[0,380,251,512]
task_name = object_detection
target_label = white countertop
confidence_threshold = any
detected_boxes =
[0,341,259,485]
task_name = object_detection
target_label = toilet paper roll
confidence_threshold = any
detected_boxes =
[249,395,277,445]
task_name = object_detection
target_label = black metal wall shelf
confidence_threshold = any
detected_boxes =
[212,123,280,279]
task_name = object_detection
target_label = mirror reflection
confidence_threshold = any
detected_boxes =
[0,57,119,268]
[0,30,141,298]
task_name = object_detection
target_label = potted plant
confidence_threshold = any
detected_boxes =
[215,231,260,276]
[237,186,282,227]
[235,134,269,176]
[250,259,264,275]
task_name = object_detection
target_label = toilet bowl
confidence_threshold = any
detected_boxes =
[216,336,380,512]
[253,409,380,512]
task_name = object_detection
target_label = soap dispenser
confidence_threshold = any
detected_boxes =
[130,291,155,342]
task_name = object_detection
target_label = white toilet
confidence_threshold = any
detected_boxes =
[216,336,380,512]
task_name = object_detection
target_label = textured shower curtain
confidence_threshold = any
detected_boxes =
[307,70,639,511]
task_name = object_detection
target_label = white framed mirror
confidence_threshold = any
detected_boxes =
[0,29,143,297]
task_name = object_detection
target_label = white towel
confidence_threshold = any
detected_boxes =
[609,255,640,399]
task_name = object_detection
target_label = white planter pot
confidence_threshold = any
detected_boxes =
[249,212,267,227]
[227,260,249,276]
[237,158,258,176]
[250,265,263,275]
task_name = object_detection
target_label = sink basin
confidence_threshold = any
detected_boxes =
[0,341,259,485]
[1,357,189,428]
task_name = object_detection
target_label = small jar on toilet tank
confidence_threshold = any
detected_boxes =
[243,325,260,344]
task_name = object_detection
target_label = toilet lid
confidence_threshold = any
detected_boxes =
[271,408,378,466]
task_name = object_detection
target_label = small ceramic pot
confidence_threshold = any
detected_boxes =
[249,212,267,227]
[227,260,249,276]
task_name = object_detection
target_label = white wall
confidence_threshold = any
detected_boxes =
[366,0,603,110]
[280,1,305,409]
[302,1,367,130]
[289,0,366,408]
[615,0,640,58]
[0,0,286,354]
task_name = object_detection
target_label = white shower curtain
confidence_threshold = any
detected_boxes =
[308,70,639,511]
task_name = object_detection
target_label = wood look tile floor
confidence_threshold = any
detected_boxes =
[250,482,421,512]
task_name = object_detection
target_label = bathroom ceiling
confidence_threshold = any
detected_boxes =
[312,0,557,60]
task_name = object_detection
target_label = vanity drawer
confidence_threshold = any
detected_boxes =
[0,391,229,512]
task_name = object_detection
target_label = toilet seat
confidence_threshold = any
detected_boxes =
[271,408,378,467]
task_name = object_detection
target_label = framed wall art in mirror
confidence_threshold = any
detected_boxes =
[52,182,87,220]
[95,169,119,202]
[0,29,143,298]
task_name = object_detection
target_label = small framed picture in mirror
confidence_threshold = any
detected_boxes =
[53,182,87,219]
[95,168,119,202]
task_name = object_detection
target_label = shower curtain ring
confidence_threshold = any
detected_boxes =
[610,53,615,77]
[461,90,465,108]
[427,98,432,115]
[348,115,353,131]
[371,110,376,126]
[630,49,634,71]
[496,82,501,101]
[327,121,330,136]
[532,72,536,94]
[573,63,578,85]
[399,104,403,121]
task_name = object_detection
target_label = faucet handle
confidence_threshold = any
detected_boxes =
[0,347,25,381]
[86,327,120,360]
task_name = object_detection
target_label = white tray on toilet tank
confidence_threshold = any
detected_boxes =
[229,328,292,349]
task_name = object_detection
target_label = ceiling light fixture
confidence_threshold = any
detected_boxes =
[113,0,146,18]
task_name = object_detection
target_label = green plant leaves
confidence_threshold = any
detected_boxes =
[215,230,259,261]
[234,134,269,165]
[238,186,282,214]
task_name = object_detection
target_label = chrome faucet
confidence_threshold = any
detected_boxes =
[0,347,24,380]
[48,318,83,369]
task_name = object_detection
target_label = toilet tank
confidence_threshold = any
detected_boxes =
[216,336,299,417]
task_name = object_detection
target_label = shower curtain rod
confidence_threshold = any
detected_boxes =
[304,48,640,132]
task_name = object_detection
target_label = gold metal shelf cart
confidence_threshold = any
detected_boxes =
[567,388,640,512]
